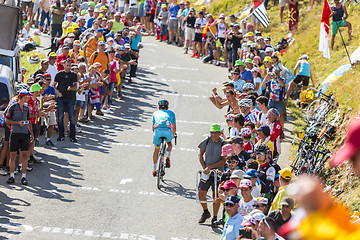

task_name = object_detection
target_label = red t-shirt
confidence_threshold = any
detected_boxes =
[28,97,40,124]
[243,141,255,154]
[56,54,72,71]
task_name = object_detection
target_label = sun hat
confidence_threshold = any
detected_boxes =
[245,58,253,64]
[234,59,245,66]
[241,215,256,226]
[210,124,221,132]
[73,40,81,46]
[280,196,295,207]
[49,52,57,57]
[268,108,280,119]
[89,1,95,7]
[219,13,225,18]
[299,54,309,60]
[230,170,245,179]
[263,56,272,63]
[221,144,236,156]
[30,83,42,92]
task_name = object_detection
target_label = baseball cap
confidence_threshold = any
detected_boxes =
[257,197,269,205]
[241,215,256,226]
[107,37,114,42]
[230,170,245,179]
[331,120,360,167]
[227,136,243,145]
[96,28,104,33]
[265,48,273,53]
[179,1,184,4]
[72,23,79,29]
[67,27,75,33]
[241,128,252,137]
[264,36,271,41]
[124,43,131,49]
[239,179,252,188]
[268,108,280,119]
[161,4,167,8]
[73,40,81,46]
[234,59,244,66]
[41,59,49,64]
[67,12,74,17]
[244,169,258,179]
[221,144,236,157]
[279,168,292,180]
[22,67,27,72]
[62,45,70,49]
[263,56,272,63]
[245,31,254,37]
[49,52,57,57]
[98,41,106,45]
[80,10,87,16]
[280,196,295,207]
[257,125,270,137]
[224,195,240,205]
[219,13,225,18]
[89,1,95,7]
[220,180,237,190]
[250,209,265,221]
[88,6,94,11]
[43,73,51,79]
[100,6,108,10]
[30,83,42,92]
[26,78,35,84]
[115,12,121,17]
[251,67,261,73]
[210,124,221,132]
[68,33,75,38]
[18,90,32,98]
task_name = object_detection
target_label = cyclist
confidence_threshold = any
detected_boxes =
[152,99,176,176]
[256,144,275,195]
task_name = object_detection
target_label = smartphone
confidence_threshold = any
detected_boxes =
[22,120,29,124]
[239,229,252,239]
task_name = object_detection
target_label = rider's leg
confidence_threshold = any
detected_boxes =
[153,147,160,170]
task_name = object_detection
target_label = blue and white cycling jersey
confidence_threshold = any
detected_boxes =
[152,109,176,130]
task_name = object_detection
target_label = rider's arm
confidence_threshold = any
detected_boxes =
[198,148,206,169]
[172,123,176,137]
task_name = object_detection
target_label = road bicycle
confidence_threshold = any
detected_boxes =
[157,133,177,189]
[306,91,336,125]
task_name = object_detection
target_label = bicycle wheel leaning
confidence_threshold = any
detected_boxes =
[157,137,166,189]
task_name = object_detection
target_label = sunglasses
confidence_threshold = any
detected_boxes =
[227,160,238,164]
[49,57,56,59]
[243,89,251,92]
[225,203,234,207]
[256,152,265,156]
[253,204,262,208]
[232,73,239,75]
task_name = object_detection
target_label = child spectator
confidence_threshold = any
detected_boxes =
[158,5,169,42]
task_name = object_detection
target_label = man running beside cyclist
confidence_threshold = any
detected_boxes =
[152,99,176,176]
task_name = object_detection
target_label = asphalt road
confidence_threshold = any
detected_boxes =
[0,35,293,240]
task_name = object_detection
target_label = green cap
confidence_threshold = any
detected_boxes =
[30,83,42,92]
[245,58,253,64]
[81,10,88,15]
[210,124,221,132]
[234,60,244,66]
[89,1,95,6]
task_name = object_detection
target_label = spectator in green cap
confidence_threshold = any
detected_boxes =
[235,60,253,86]
[197,124,226,227]
[245,58,253,70]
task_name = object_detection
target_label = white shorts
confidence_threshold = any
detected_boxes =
[33,3,40,13]
[279,0,286,7]
[185,27,195,41]
[45,111,56,126]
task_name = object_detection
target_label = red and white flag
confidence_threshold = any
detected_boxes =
[319,0,331,58]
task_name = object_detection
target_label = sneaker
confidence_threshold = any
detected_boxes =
[21,177,28,185]
[46,139,55,146]
[211,217,218,228]
[165,157,171,168]
[152,170,157,177]
[184,48,188,54]
[75,126,82,133]
[213,218,225,226]
[216,61,220,66]
[57,137,65,141]
[191,53,196,58]
[33,154,42,161]
[79,117,88,123]
[96,110,104,116]
[29,158,42,165]
[0,168,7,176]
[6,176,15,184]
[70,138,78,143]
[196,54,200,58]
[27,166,33,171]
[198,211,211,224]
[106,108,112,114]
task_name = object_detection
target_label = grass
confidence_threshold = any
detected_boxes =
[21,51,47,80]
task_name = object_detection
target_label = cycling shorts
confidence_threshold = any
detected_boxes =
[293,75,310,86]
[153,128,173,148]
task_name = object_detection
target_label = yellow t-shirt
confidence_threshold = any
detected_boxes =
[62,21,74,36]
[69,49,84,58]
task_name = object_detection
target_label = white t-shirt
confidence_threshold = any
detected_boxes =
[46,64,58,85]
[229,127,239,138]
[254,77,262,95]
[238,197,256,216]
[258,111,268,126]
[251,185,261,198]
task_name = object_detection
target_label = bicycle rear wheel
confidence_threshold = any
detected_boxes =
[157,139,166,189]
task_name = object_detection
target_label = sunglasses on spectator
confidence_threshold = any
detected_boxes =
[232,73,239,75]
[256,152,265,156]
[264,61,270,63]
[253,204,262,208]
[243,89,251,92]
[224,188,235,192]
[227,160,238,164]
[225,203,234,207]
[49,57,56,59]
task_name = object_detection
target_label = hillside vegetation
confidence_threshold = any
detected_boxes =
[194,0,360,210]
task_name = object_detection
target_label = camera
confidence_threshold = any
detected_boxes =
[239,229,252,239]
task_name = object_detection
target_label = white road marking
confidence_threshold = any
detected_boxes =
[142,64,199,71]
[0,223,211,239]
[120,179,133,185]
[110,143,197,152]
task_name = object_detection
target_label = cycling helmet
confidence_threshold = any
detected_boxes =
[158,99,169,109]
[239,98,253,108]
[243,83,254,90]
[255,144,270,153]
[15,83,30,93]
